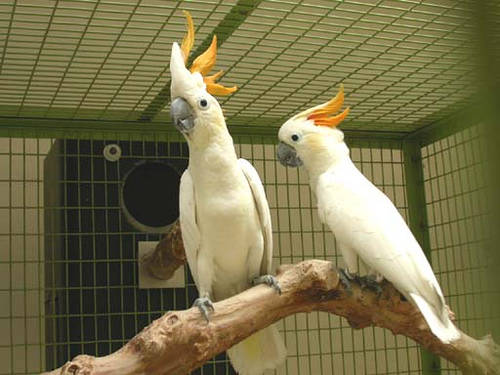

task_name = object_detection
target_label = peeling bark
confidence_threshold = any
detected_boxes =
[42,260,500,375]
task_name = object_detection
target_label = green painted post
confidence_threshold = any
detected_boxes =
[402,139,441,375]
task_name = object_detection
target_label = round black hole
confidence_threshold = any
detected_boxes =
[109,147,117,155]
[121,161,180,231]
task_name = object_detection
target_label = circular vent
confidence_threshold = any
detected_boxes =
[121,161,181,232]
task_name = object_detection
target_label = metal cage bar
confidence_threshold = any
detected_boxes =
[0,0,494,374]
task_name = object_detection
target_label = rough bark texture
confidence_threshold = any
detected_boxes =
[43,260,499,375]
[141,220,186,280]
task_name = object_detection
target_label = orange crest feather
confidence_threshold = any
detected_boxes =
[180,10,194,64]
[180,11,237,96]
[307,84,350,128]
[190,35,217,76]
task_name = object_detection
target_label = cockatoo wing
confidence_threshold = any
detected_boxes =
[238,158,273,275]
[179,169,201,289]
[319,171,459,343]
[318,170,445,312]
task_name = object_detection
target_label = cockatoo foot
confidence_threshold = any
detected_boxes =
[339,268,355,295]
[193,296,214,322]
[252,275,282,295]
[358,274,383,295]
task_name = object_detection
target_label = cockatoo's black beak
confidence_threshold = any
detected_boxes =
[170,97,195,134]
[277,142,302,167]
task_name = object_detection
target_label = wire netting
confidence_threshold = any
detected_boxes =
[238,136,420,374]
[0,1,494,375]
[0,137,52,374]
[0,0,474,131]
[0,133,433,375]
[421,124,493,374]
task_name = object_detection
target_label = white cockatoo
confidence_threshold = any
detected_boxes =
[169,12,286,374]
[276,85,460,344]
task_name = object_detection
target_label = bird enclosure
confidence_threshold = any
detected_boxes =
[0,1,498,374]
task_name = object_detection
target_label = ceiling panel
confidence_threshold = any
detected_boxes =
[0,0,476,132]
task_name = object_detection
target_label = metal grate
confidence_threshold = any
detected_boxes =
[43,138,189,370]
[242,137,423,375]
[0,137,52,374]
[201,0,475,131]
[0,133,432,375]
[0,0,234,120]
[0,1,495,375]
[421,124,492,374]
[0,0,475,132]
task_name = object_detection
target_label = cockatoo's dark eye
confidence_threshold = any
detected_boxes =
[291,134,299,142]
[197,97,210,110]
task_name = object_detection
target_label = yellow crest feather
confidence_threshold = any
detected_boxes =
[204,70,237,95]
[179,11,237,96]
[307,84,349,128]
[180,10,194,64]
[190,35,217,76]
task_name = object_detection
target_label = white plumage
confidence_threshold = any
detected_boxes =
[315,157,459,343]
[277,95,460,343]
[170,41,286,374]
[179,157,286,374]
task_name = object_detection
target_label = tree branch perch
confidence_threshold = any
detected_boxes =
[43,259,499,375]
[141,220,186,281]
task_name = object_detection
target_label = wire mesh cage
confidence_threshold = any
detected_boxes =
[0,1,498,375]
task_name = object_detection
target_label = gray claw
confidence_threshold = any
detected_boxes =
[193,297,214,322]
[358,275,383,295]
[253,275,282,295]
[339,268,355,295]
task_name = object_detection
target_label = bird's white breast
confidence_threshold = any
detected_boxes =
[190,146,262,294]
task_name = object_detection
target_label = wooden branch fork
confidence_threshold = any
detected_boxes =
[43,225,500,375]
[141,220,186,281]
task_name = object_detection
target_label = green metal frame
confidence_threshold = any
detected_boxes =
[0,116,408,143]
[0,102,479,145]
[405,104,481,147]
[0,1,490,374]
[403,139,441,375]
[0,0,475,132]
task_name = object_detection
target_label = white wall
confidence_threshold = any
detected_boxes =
[0,138,52,374]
